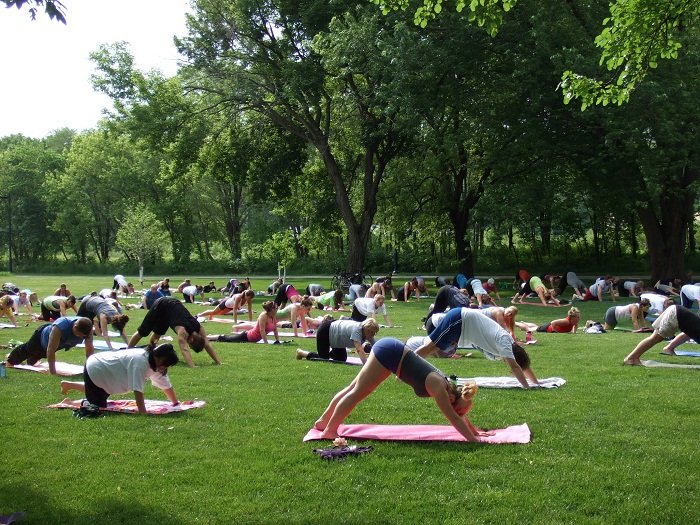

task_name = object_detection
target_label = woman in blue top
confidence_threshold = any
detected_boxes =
[313,337,488,442]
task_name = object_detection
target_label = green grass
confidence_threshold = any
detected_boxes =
[2,275,700,524]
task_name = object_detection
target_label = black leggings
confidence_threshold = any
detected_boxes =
[305,319,347,361]
[217,332,249,343]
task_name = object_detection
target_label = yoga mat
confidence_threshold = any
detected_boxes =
[641,360,700,370]
[278,331,315,338]
[303,423,531,444]
[76,340,129,350]
[614,327,653,333]
[456,376,566,389]
[48,398,206,414]
[308,356,364,366]
[668,350,700,357]
[514,301,566,307]
[0,323,17,328]
[12,361,83,376]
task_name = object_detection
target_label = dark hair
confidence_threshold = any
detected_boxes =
[148,343,179,370]
[67,295,77,305]
[244,290,255,299]
[111,314,129,331]
[188,332,205,353]
[333,289,344,308]
[512,343,531,370]
[75,317,94,337]
[262,301,276,313]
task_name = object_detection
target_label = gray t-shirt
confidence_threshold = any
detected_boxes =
[329,320,371,348]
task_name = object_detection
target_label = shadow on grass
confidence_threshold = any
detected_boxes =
[0,484,187,525]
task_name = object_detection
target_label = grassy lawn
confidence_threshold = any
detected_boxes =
[1,275,699,524]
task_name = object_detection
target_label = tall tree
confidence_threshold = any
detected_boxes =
[177,0,420,272]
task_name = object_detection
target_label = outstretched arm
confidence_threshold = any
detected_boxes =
[504,357,530,388]
[175,327,195,368]
[427,379,479,442]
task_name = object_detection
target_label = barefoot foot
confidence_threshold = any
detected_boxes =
[623,359,642,366]
[313,419,327,430]
[296,349,309,360]
[60,381,71,395]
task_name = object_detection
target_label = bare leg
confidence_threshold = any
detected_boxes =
[624,333,665,365]
[61,381,85,395]
[515,321,539,332]
[317,353,391,439]
[662,333,690,355]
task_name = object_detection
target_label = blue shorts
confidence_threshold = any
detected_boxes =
[371,338,405,374]
[428,307,463,351]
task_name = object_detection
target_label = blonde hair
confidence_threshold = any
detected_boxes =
[458,382,478,401]
[568,306,581,317]
[361,318,380,332]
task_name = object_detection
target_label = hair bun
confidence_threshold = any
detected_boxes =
[460,382,478,400]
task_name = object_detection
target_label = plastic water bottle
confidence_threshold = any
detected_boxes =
[0,361,6,378]
[525,332,533,343]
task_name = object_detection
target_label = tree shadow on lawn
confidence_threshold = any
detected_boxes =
[0,484,188,525]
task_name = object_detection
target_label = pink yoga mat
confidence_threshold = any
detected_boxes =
[303,423,531,444]
[12,361,84,376]
[48,398,206,414]
[309,356,363,366]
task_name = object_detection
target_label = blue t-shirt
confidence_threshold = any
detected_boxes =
[144,289,165,309]
[39,316,86,350]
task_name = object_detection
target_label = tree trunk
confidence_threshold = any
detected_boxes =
[637,196,692,282]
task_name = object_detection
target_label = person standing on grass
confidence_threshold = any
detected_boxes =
[417,307,539,388]
[60,343,180,415]
[296,318,379,363]
[6,316,94,375]
[313,337,489,441]
[351,295,392,327]
[76,295,130,351]
[624,305,700,365]
[199,290,255,323]
[128,296,221,368]
[40,295,77,321]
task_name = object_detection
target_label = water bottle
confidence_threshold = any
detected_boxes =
[0,361,6,378]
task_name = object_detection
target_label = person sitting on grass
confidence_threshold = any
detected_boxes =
[418,307,539,388]
[60,343,180,415]
[624,304,700,365]
[312,337,490,441]
[54,283,73,297]
[296,318,379,363]
[602,299,651,332]
[515,307,581,334]
[128,296,221,368]
[199,290,255,323]
[6,316,94,375]
[214,301,281,345]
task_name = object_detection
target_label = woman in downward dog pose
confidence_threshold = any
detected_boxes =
[313,337,489,441]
